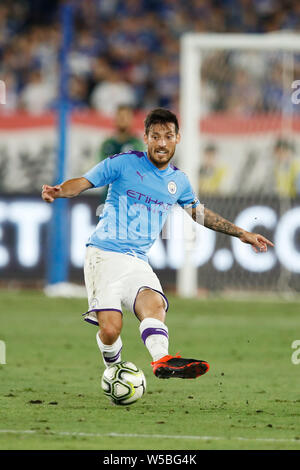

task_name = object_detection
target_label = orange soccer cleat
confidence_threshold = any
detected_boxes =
[151,354,209,379]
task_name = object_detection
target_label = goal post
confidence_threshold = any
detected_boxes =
[177,32,300,297]
[177,35,202,298]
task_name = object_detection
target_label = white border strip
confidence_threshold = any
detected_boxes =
[0,429,299,444]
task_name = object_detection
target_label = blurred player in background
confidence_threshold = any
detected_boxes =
[98,104,144,161]
[273,138,300,198]
[199,143,227,195]
[42,108,273,380]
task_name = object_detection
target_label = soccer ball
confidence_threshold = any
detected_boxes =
[101,361,146,406]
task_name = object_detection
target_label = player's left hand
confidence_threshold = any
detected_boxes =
[239,231,274,253]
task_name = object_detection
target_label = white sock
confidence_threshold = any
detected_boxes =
[139,318,169,362]
[96,332,122,368]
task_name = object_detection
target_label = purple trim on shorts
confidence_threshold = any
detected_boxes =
[82,308,123,326]
[141,327,169,345]
[103,347,122,363]
[84,317,99,326]
[133,286,169,319]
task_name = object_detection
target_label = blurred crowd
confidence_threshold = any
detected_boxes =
[198,138,300,197]
[1,0,300,115]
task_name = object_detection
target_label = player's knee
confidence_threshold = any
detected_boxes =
[152,294,165,312]
[100,325,120,345]
[147,290,165,310]
[136,289,166,320]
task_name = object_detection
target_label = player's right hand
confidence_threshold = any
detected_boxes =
[41,184,62,203]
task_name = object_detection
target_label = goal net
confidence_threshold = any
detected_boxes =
[177,33,300,297]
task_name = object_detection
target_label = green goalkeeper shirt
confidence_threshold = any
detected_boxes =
[99,135,145,161]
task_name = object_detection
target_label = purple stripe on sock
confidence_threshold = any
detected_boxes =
[141,327,169,345]
[103,348,122,363]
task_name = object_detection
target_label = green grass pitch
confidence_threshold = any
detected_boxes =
[0,290,299,450]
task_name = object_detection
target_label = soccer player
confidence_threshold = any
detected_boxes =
[42,108,274,379]
[98,104,144,161]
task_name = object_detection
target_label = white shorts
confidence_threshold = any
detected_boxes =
[83,246,168,325]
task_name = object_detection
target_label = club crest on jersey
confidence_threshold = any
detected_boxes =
[167,181,177,195]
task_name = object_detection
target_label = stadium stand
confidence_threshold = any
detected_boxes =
[0,0,300,115]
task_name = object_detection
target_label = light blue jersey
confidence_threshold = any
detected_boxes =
[83,151,200,262]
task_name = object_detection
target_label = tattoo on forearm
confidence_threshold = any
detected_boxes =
[201,208,244,238]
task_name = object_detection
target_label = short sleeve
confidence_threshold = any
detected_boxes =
[83,154,124,188]
[177,175,200,209]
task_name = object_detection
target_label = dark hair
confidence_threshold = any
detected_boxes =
[205,143,217,153]
[144,108,179,135]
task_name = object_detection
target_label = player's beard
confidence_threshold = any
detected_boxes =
[148,146,175,169]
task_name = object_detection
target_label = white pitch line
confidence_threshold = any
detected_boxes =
[0,429,299,444]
